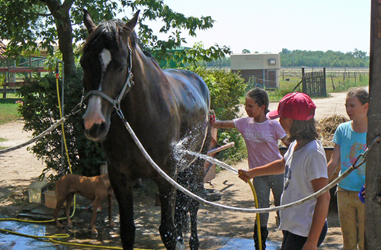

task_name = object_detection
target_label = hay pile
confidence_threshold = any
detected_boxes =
[318,114,349,147]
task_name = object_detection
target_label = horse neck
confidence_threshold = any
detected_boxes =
[135,45,167,86]
[123,45,164,118]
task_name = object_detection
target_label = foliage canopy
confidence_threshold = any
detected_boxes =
[1,0,239,179]
[0,0,231,76]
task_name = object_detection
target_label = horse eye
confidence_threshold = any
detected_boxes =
[119,66,126,71]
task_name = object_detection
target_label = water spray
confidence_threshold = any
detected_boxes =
[180,149,238,174]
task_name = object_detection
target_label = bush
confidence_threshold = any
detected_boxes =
[190,67,248,163]
[18,69,105,181]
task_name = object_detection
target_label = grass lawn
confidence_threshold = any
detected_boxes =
[0,103,21,125]
[0,102,21,147]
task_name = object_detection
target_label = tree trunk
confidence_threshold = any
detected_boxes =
[366,1,381,249]
[44,0,76,76]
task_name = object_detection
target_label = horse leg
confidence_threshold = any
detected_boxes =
[109,170,135,250]
[174,172,189,243]
[158,182,180,250]
[188,162,204,250]
[189,198,200,250]
[108,193,115,228]
[188,127,210,250]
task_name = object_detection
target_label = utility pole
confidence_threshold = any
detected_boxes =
[366,1,381,249]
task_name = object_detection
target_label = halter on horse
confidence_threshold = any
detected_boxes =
[81,10,211,250]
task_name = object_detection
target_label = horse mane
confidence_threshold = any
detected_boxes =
[83,19,139,52]
[82,18,160,68]
[142,50,161,68]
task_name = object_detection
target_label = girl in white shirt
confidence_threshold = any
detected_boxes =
[239,92,330,250]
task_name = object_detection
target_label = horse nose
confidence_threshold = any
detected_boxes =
[82,112,106,130]
[82,96,111,141]
[83,121,107,139]
[82,111,108,141]
[82,96,107,130]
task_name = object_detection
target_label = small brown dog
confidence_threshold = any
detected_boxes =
[53,173,115,234]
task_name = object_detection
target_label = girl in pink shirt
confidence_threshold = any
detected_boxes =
[213,88,288,250]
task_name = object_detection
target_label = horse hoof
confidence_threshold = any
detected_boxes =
[56,223,64,229]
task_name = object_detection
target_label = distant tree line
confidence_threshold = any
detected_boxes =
[203,48,369,68]
[280,48,369,68]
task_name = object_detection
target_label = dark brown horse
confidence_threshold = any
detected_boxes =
[81,10,211,250]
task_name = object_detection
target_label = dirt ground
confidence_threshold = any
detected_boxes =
[0,92,349,249]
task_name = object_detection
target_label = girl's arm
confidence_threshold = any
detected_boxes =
[213,120,235,129]
[238,158,285,182]
[302,177,330,250]
[327,144,341,180]
[281,135,290,148]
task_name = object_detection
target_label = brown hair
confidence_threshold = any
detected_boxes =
[346,87,369,105]
[246,88,270,114]
[288,118,319,142]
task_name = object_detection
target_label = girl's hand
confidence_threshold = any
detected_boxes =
[359,184,366,203]
[209,113,216,127]
[361,184,366,198]
[238,169,250,183]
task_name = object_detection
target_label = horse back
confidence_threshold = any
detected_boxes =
[163,69,210,110]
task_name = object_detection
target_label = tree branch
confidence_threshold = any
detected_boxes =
[43,0,61,18]
[62,0,75,13]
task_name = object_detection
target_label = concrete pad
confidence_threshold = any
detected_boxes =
[220,238,281,250]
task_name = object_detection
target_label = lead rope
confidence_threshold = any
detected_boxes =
[117,104,372,212]
[3,101,379,213]
[0,98,378,248]
[116,100,381,213]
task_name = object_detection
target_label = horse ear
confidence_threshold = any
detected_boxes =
[83,9,97,34]
[124,10,140,33]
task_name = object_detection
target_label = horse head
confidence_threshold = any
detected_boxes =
[81,10,139,141]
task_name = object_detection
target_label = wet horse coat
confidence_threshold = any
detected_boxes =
[81,10,211,250]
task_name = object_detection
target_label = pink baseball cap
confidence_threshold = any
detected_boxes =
[267,92,316,121]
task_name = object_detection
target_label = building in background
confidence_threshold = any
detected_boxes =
[0,40,51,97]
[231,53,281,89]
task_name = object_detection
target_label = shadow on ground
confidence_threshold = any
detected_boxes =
[0,178,342,249]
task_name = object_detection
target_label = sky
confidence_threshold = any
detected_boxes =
[123,0,371,55]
